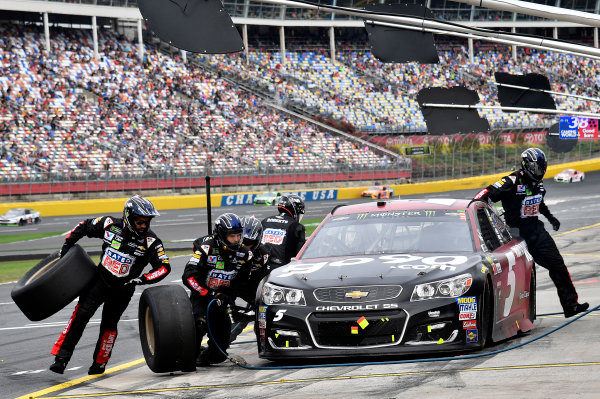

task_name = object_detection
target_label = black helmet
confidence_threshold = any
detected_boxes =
[241,216,263,250]
[123,195,160,237]
[277,194,305,222]
[521,148,547,182]
[214,213,244,250]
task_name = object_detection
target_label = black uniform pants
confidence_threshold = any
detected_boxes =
[190,293,231,364]
[520,224,579,310]
[51,278,135,364]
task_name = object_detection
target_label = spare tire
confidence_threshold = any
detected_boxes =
[139,285,196,373]
[11,245,97,321]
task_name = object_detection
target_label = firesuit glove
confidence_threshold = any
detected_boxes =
[125,278,143,288]
[213,292,235,308]
[547,215,560,231]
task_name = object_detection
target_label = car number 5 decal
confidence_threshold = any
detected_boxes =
[503,251,516,317]
[273,309,287,322]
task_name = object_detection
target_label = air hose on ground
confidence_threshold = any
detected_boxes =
[205,299,599,371]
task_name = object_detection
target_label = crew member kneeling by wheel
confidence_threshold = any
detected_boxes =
[50,195,170,375]
[182,213,252,367]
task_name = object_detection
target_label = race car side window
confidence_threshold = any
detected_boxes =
[477,208,501,251]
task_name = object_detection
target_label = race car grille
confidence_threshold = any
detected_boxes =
[308,310,406,347]
[313,285,402,303]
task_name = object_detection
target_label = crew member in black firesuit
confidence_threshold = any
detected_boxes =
[261,194,306,270]
[471,148,588,318]
[182,213,252,367]
[229,216,270,342]
[49,195,170,375]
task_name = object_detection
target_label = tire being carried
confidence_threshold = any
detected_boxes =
[11,244,97,321]
[138,285,196,373]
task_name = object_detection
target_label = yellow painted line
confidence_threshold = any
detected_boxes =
[17,335,216,399]
[14,359,146,399]
[32,362,600,398]
[553,222,600,237]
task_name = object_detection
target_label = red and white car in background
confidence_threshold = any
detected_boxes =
[553,169,585,183]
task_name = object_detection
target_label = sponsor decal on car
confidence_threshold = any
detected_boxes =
[316,304,399,311]
[459,311,477,320]
[466,329,479,343]
[104,231,115,241]
[463,320,477,329]
[104,217,114,229]
[277,254,468,277]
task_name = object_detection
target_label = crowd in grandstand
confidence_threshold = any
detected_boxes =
[1,23,600,182]
[0,25,392,181]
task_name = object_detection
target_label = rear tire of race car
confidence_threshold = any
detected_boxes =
[34,217,40,224]
[10,245,97,321]
[138,285,196,373]
[529,268,536,323]
[19,219,25,226]
[477,277,493,349]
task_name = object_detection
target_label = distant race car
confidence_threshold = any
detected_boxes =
[553,169,585,183]
[255,198,535,361]
[361,185,394,199]
[0,208,41,226]
[254,191,282,206]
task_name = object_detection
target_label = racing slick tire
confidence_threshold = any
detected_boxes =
[139,285,196,373]
[476,277,494,349]
[10,245,97,321]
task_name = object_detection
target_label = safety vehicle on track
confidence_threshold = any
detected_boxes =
[255,198,535,360]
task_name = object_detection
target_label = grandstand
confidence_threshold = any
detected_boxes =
[1,0,600,197]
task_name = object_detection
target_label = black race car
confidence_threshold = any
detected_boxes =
[256,198,535,360]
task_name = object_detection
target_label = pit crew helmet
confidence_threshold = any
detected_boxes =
[521,147,547,182]
[214,213,244,250]
[123,195,160,237]
[241,216,263,250]
[277,194,305,222]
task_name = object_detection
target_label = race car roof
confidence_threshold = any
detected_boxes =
[332,198,470,215]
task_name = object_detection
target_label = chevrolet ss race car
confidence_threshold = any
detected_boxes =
[255,198,535,360]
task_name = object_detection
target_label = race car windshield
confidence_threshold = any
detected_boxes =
[4,209,22,216]
[302,211,474,259]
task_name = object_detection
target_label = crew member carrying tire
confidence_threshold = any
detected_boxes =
[182,213,252,367]
[471,148,588,318]
[261,194,306,270]
[49,195,171,375]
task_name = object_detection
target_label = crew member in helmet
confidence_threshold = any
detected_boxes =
[50,195,170,375]
[261,194,306,270]
[230,216,270,342]
[182,213,252,366]
[471,148,588,318]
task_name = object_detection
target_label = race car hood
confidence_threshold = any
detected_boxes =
[268,253,482,289]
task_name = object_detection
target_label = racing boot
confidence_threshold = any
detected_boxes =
[195,347,211,367]
[49,356,69,374]
[88,362,106,375]
[564,302,589,318]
